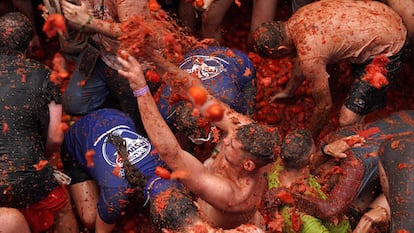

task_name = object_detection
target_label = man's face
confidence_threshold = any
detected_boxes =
[222,131,245,167]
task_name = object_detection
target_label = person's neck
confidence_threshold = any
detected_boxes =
[279,166,309,188]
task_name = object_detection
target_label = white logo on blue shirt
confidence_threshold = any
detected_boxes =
[180,55,228,81]
[95,125,152,171]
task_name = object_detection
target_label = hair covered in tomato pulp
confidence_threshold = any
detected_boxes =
[150,188,198,231]
[252,21,286,58]
[236,123,280,165]
[0,12,33,54]
[174,102,211,140]
[281,129,313,169]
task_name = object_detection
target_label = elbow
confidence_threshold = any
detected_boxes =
[156,143,181,162]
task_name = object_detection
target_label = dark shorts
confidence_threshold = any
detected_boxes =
[0,167,59,208]
[61,141,93,184]
[345,40,410,115]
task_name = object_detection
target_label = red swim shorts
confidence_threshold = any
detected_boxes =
[20,186,69,233]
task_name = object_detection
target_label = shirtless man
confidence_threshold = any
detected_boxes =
[117,51,280,230]
[252,0,408,138]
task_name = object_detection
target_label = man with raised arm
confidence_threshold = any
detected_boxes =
[117,51,280,230]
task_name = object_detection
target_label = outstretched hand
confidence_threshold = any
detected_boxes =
[353,206,389,233]
[117,51,147,91]
[323,135,365,159]
[61,0,89,28]
[269,91,289,102]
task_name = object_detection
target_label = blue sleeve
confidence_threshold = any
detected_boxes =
[64,109,184,224]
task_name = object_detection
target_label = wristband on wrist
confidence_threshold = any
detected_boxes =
[133,85,150,97]
[80,15,93,33]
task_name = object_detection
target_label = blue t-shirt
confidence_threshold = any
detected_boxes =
[63,109,181,224]
[157,46,256,127]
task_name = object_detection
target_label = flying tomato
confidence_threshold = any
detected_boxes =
[205,103,224,122]
[188,86,207,106]
[42,14,66,38]
[155,166,171,179]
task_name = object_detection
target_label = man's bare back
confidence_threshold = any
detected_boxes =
[252,0,408,138]
[288,0,406,66]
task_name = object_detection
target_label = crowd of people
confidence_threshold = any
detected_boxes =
[0,0,413,232]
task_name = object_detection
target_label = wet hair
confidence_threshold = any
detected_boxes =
[252,21,286,58]
[174,101,212,140]
[280,129,313,169]
[236,123,279,165]
[107,134,146,203]
[0,12,33,54]
[150,188,198,231]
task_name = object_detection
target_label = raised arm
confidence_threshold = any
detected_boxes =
[117,52,253,211]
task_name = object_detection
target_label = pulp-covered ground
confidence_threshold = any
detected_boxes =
[34,0,414,232]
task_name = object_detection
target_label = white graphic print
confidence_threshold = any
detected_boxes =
[94,125,151,175]
[180,55,228,81]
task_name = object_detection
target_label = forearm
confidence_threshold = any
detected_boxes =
[309,84,332,138]
[285,57,304,96]
[82,17,122,38]
[309,107,330,139]
[137,91,183,167]
[301,61,331,138]
[295,157,364,220]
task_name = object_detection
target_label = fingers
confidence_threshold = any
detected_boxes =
[270,92,289,102]
[116,56,128,68]
[61,0,80,15]
[119,51,142,70]
[117,69,128,79]
[61,0,70,10]
[335,152,347,158]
